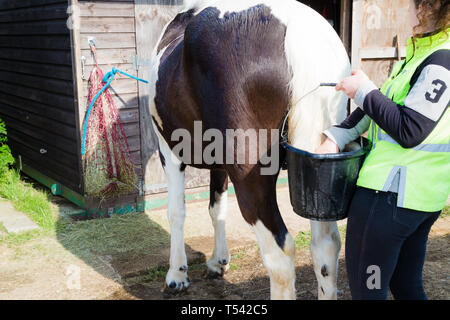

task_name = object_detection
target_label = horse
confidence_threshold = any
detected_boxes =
[148,0,350,300]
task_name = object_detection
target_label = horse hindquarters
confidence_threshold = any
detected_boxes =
[231,170,296,300]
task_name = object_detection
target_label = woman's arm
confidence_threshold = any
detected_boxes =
[353,50,450,148]
[323,109,371,151]
[317,50,450,154]
[317,70,374,153]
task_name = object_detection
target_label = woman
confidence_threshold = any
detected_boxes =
[316,0,449,300]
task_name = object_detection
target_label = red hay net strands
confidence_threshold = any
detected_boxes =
[83,65,138,199]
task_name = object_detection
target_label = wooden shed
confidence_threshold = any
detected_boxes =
[0,0,412,217]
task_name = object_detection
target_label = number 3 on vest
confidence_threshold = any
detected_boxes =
[425,79,447,103]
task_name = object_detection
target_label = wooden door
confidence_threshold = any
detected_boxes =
[351,0,412,109]
[135,0,211,195]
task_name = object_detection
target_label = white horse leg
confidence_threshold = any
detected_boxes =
[207,190,230,276]
[310,221,341,300]
[253,221,296,300]
[232,174,296,300]
[157,135,189,292]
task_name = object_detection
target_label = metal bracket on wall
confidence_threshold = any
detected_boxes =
[81,56,86,80]
[88,37,96,48]
[138,179,144,197]
[132,55,151,71]
[87,37,97,66]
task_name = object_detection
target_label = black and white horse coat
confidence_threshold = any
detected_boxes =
[149,0,350,300]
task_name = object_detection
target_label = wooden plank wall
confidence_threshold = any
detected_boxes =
[134,0,214,195]
[77,0,143,185]
[134,0,183,195]
[360,0,411,86]
[351,0,411,110]
[0,0,83,192]
[353,0,411,86]
[340,0,352,55]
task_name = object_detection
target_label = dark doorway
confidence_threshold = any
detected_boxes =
[298,0,342,35]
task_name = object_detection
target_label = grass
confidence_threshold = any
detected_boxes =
[294,230,312,249]
[1,229,46,247]
[0,169,170,263]
[57,212,170,259]
[295,224,348,249]
[441,206,450,218]
[232,249,247,260]
[0,170,57,231]
[148,265,169,281]
[0,170,60,247]
[0,222,7,234]
[229,263,239,271]
[229,248,248,271]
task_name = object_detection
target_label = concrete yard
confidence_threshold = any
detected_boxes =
[0,199,39,234]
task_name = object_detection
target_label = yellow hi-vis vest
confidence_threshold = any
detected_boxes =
[357,30,450,212]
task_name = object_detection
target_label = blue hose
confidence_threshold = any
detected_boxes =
[81,67,148,156]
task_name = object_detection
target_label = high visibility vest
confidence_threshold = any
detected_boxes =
[357,29,450,212]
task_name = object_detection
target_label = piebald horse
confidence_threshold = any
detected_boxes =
[149,0,350,300]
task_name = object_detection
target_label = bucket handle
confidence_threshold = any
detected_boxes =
[281,83,337,143]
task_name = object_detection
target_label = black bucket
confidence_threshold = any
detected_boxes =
[282,138,371,221]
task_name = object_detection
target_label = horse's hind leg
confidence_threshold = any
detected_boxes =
[233,173,296,300]
[157,134,190,293]
[206,170,230,277]
[310,221,341,300]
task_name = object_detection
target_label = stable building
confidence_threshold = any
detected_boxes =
[0,0,412,216]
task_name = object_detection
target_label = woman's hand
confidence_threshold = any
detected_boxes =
[336,70,370,99]
[315,138,339,154]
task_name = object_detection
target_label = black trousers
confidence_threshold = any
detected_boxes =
[345,187,441,300]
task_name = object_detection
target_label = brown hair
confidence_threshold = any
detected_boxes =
[413,0,450,36]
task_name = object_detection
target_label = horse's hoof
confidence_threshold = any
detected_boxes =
[162,278,190,297]
[204,260,229,279]
[163,268,190,297]
[203,260,230,280]
[204,269,224,279]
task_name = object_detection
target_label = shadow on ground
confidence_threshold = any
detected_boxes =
[55,206,449,300]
